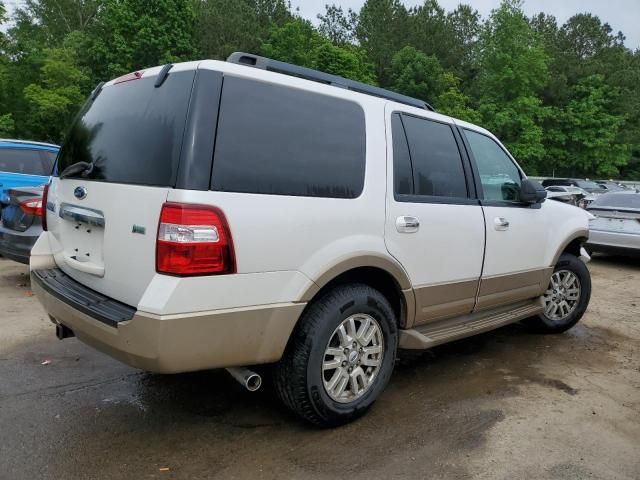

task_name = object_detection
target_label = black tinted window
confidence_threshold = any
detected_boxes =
[0,148,51,175]
[464,129,521,202]
[391,114,412,195]
[212,77,366,198]
[401,115,467,198]
[56,71,195,186]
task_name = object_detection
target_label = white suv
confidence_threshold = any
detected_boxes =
[30,53,592,426]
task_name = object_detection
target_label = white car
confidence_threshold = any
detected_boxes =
[30,53,592,426]
[586,192,640,255]
[545,185,597,208]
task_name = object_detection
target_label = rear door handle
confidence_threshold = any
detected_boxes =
[396,216,420,233]
[494,217,510,231]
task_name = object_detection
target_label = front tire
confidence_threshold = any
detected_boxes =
[274,284,398,427]
[525,253,591,333]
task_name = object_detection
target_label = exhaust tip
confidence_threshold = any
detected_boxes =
[226,367,262,392]
[56,323,75,340]
[245,373,262,392]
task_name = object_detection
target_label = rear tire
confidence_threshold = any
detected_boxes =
[274,284,397,427]
[525,253,591,333]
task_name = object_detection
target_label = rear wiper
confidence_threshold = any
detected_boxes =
[60,161,93,179]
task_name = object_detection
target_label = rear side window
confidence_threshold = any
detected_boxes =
[56,71,195,186]
[211,77,366,198]
[0,148,52,175]
[398,115,468,198]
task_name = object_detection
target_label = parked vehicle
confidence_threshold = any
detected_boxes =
[0,186,44,264]
[30,54,593,426]
[541,178,605,195]
[0,140,58,205]
[586,192,640,256]
[595,180,631,192]
[545,185,597,208]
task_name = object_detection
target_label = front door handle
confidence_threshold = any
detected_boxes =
[396,216,420,233]
[494,217,510,231]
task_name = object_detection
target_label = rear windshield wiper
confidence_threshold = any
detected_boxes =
[59,161,94,179]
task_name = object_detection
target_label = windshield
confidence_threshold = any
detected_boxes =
[56,71,195,187]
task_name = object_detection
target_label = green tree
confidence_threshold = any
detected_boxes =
[435,72,481,123]
[318,4,358,45]
[356,0,409,86]
[22,38,89,142]
[16,0,103,44]
[195,0,291,60]
[445,4,482,84]
[262,19,375,84]
[543,75,629,177]
[1,1,16,137]
[477,0,549,171]
[389,46,446,102]
[87,0,197,80]
[389,46,479,122]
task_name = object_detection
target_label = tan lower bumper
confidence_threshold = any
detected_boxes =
[32,275,306,373]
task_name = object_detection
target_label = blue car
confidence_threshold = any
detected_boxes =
[0,139,59,205]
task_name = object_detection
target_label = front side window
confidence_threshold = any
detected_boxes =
[212,77,366,198]
[464,130,522,202]
[398,114,468,199]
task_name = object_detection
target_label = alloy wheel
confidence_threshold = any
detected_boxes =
[322,314,384,403]
[543,270,581,321]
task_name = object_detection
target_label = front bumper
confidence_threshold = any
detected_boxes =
[31,269,305,373]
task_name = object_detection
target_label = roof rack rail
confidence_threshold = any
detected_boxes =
[227,52,435,112]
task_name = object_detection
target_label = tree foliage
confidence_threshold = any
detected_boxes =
[263,19,375,84]
[1,0,639,179]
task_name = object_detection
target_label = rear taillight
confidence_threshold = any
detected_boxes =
[41,183,50,230]
[156,203,236,276]
[19,198,43,217]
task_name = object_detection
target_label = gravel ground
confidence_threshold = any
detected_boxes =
[0,255,638,480]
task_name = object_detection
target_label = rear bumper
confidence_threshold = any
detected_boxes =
[0,227,38,264]
[31,269,305,373]
[586,229,640,252]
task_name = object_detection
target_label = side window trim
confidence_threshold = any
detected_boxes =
[391,112,415,198]
[392,111,478,204]
[459,127,529,208]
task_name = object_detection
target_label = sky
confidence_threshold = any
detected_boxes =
[290,0,640,50]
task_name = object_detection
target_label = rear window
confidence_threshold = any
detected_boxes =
[56,71,195,186]
[0,148,53,175]
[211,77,366,198]
[589,193,640,210]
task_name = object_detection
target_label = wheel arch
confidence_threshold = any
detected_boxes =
[299,256,415,329]
[551,229,589,266]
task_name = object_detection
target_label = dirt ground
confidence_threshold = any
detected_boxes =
[0,255,638,480]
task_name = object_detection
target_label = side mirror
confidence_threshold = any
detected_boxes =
[520,179,547,205]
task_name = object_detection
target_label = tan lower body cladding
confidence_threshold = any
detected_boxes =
[412,268,553,326]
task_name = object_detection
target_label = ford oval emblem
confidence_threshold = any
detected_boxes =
[74,186,87,200]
